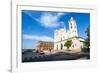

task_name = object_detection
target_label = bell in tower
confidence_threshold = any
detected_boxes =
[68,17,78,37]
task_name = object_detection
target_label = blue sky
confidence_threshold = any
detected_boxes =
[22,10,90,49]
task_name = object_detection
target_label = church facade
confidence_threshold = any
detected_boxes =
[54,17,85,52]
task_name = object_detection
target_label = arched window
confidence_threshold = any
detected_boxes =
[61,37,62,41]
[71,23,72,28]
[63,36,65,39]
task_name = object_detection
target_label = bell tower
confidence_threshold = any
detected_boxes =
[68,17,78,37]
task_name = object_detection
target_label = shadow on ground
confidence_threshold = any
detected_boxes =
[22,49,90,62]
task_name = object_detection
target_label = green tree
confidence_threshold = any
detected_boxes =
[81,27,90,52]
[64,40,72,50]
[85,26,90,48]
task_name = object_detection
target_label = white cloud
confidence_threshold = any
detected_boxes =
[39,12,65,28]
[23,11,65,28]
[23,34,54,42]
[57,13,65,17]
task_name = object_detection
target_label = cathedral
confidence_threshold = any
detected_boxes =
[54,17,85,52]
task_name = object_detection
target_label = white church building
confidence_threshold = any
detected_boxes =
[54,17,85,52]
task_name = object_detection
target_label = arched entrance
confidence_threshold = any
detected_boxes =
[61,44,63,50]
[56,45,58,50]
